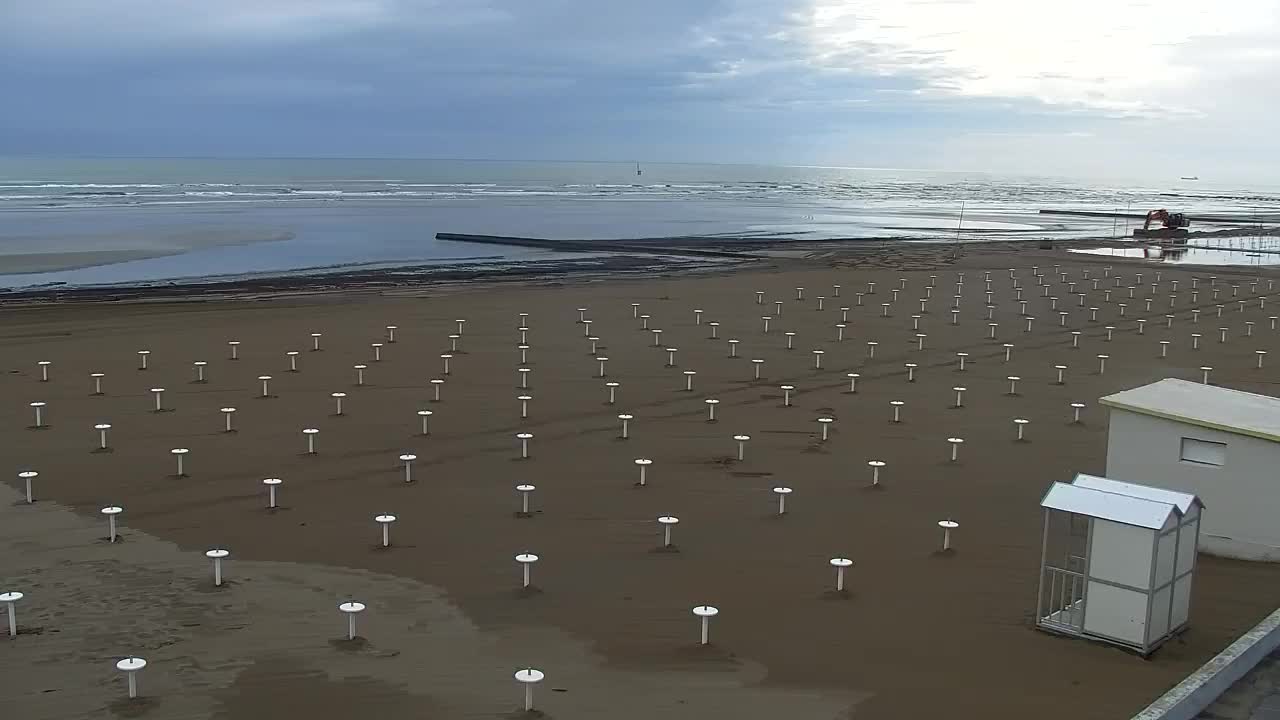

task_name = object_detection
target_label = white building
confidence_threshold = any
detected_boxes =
[1100,378,1280,561]
[1037,474,1201,655]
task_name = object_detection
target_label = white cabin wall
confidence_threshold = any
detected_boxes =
[1106,409,1280,560]
[1171,576,1193,628]
[1149,585,1172,643]
[1155,529,1178,587]
[1177,519,1199,575]
[1089,519,1155,589]
[1084,582,1149,647]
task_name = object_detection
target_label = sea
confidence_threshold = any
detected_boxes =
[3,157,1279,289]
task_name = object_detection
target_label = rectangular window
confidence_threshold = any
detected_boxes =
[1180,437,1226,467]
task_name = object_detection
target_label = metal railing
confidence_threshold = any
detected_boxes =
[1040,565,1086,633]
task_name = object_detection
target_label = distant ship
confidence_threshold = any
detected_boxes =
[1180,176,1199,181]
[636,163,642,176]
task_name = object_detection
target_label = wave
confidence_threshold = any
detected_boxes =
[2,175,1278,221]
[391,183,497,188]
[0,183,169,189]
[116,199,284,207]
[473,190,583,196]
[0,181,301,191]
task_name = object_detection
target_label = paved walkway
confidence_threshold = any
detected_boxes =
[1198,650,1280,720]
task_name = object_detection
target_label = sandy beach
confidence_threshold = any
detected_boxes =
[4,245,1280,719]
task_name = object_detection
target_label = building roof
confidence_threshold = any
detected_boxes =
[1041,482,1179,530]
[1099,378,1280,444]
[1072,474,1204,514]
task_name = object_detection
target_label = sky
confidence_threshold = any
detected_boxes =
[1,0,1278,183]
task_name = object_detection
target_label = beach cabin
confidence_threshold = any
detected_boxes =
[1100,379,1280,561]
[1036,475,1202,655]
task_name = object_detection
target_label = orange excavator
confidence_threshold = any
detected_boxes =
[1133,209,1190,240]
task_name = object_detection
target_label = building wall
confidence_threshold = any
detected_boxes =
[1106,409,1280,561]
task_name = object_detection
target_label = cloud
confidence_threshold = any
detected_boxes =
[1,0,1278,182]
[799,0,1280,117]
[1,0,509,52]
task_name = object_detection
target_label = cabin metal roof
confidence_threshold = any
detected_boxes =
[1100,379,1280,443]
[1072,473,1203,514]
[1042,482,1179,530]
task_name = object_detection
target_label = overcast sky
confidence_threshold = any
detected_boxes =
[2,0,1278,182]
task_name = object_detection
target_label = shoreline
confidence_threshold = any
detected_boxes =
[0,254,749,305]
[2,234,1276,307]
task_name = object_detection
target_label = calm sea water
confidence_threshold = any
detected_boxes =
[2,158,1279,288]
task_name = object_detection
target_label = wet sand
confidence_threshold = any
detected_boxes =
[1,483,852,720]
[0,228,296,276]
[4,246,1280,718]
[0,249,190,274]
